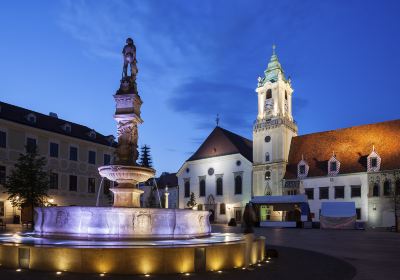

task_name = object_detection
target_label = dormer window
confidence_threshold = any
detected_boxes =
[88,130,96,139]
[297,156,309,179]
[26,113,37,123]
[62,123,72,133]
[328,153,340,176]
[367,146,381,172]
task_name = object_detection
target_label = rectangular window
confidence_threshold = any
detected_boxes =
[371,157,377,168]
[103,154,111,165]
[184,181,190,197]
[88,151,96,164]
[88,178,96,193]
[334,186,345,199]
[351,185,361,198]
[49,172,58,189]
[69,175,78,191]
[0,165,6,185]
[305,188,314,200]
[49,142,59,158]
[216,178,223,196]
[319,187,329,199]
[0,131,6,148]
[0,201,4,217]
[299,165,306,174]
[356,208,361,220]
[199,179,206,197]
[26,137,37,153]
[103,179,111,195]
[69,146,78,161]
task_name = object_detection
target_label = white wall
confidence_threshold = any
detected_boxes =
[299,173,369,222]
[177,153,252,224]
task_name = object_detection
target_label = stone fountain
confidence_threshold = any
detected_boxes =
[33,38,211,239]
[0,38,265,275]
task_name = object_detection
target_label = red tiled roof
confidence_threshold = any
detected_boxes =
[188,126,253,162]
[0,101,116,147]
[284,119,400,179]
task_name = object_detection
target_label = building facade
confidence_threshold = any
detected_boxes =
[0,102,116,223]
[177,127,253,224]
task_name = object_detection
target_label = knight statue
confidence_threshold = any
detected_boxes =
[122,37,138,80]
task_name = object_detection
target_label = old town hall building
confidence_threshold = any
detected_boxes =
[178,47,400,228]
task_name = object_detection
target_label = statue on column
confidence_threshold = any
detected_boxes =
[122,38,138,80]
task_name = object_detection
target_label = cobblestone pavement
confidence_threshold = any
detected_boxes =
[213,224,400,280]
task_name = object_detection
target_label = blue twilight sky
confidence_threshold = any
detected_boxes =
[1,0,400,174]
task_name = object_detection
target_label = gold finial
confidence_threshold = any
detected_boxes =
[332,151,335,157]
[372,145,375,152]
[272,44,276,55]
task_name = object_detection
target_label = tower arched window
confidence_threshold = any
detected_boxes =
[383,180,391,196]
[373,183,380,197]
[234,175,242,195]
[219,203,226,215]
[265,152,270,162]
[216,177,223,196]
[199,179,206,197]
[184,181,190,197]
[266,89,272,99]
[285,91,288,100]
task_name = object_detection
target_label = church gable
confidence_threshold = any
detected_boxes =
[187,126,253,162]
[284,119,400,179]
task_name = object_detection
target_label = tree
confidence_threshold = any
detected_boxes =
[139,145,152,168]
[4,145,50,223]
[186,192,197,209]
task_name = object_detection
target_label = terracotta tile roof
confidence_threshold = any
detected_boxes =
[187,126,253,162]
[284,119,400,179]
[0,101,116,147]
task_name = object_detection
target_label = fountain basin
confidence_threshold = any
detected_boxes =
[34,207,211,240]
[98,165,155,185]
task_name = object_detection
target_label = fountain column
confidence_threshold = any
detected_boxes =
[99,38,155,207]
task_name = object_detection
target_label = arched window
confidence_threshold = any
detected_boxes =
[266,89,272,99]
[216,177,223,196]
[235,176,242,195]
[184,181,190,197]
[373,183,380,197]
[383,180,391,196]
[265,171,271,180]
[220,203,226,215]
[285,91,288,100]
[199,179,206,197]
[265,152,270,162]
[198,204,203,211]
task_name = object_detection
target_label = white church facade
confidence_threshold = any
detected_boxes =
[177,47,400,228]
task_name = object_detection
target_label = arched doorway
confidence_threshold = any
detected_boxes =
[205,195,216,223]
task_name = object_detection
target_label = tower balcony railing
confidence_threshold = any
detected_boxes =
[253,116,297,132]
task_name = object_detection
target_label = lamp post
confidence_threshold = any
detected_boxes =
[164,186,169,209]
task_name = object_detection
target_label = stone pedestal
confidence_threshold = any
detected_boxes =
[110,186,144,207]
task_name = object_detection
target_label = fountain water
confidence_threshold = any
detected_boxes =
[0,38,265,274]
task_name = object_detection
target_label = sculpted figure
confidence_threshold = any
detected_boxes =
[122,37,138,78]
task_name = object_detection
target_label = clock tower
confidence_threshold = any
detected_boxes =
[252,46,298,196]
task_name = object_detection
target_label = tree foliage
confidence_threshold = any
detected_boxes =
[4,146,50,209]
[139,145,152,168]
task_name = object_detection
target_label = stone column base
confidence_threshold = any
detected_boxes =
[110,187,144,207]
